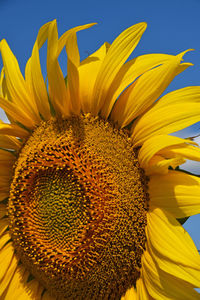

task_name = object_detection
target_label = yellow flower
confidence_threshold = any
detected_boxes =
[0,20,200,299]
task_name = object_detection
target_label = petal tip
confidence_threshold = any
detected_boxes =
[0,39,6,48]
[141,21,147,30]
[178,48,195,60]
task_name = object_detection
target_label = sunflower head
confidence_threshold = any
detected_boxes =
[8,114,149,298]
[0,20,200,300]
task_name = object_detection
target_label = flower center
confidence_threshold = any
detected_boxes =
[9,114,149,299]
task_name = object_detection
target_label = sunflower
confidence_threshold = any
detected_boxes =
[0,20,200,300]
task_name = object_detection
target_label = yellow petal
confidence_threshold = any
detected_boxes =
[0,176,12,191]
[0,96,38,129]
[147,208,200,269]
[0,242,14,281]
[1,67,11,101]
[138,135,197,170]
[57,23,96,57]
[26,22,52,120]
[66,33,81,115]
[101,53,177,119]
[0,253,18,297]
[111,51,192,127]
[144,154,185,175]
[160,143,200,162]
[0,149,15,184]
[144,139,200,175]
[4,265,29,300]
[79,42,110,113]
[65,23,96,115]
[0,170,14,185]
[131,102,200,147]
[0,67,4,97]
[0,218,9,236]
[17,279,44,300]
[0,192,9,202]
[37,21,52,48]
[0,120,21,150]
[47,20,69,116]
[47,21,95,117]
[138,135,200,175]
[149,170,200,218]
[0,134,21,151]
[0,184,10,194]
[0,40,40,127]
[0,158,13,191]
[0,204,7,219]
[136,277,150,300]
[142,250,200,300]
[0,178,10,191]
[151,86,200,108]
[0,148,15,161]
[91,22,147,115]
[121,287,137,300]
[4,268,43,300]
[0,164,14,177]
[140,134,200,165]
[147,242,200,288]
[0,233,10,250]
[0,122,29,138]
[131,85,200,146]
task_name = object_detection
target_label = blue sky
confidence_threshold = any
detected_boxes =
[0,0,199,250]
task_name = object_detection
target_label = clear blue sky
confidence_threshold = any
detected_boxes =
[0,0,199,250]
